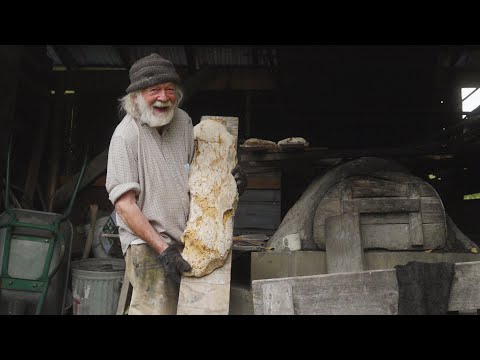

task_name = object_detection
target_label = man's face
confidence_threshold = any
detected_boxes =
[135,82,178,128]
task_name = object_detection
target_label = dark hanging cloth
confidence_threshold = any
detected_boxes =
[395,261,455,315]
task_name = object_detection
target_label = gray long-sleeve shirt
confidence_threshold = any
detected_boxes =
[106,108,194,254]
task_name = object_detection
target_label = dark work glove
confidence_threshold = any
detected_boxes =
[232,164,247,197]
[157,243,192,283]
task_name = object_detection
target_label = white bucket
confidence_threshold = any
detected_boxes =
[83,216,111,258]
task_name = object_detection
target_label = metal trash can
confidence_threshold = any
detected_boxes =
[71,258,125,315]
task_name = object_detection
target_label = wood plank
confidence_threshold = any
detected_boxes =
[362,224,410,249]
[326,213,364,273]
[352,179,407,198]
[232,244,265,252]
[313,198,341,246]
[253,269,398,315]
[251,251,480,282]
[184,46,198,74]
[239,144,448,164]
[234,203,281,230]
[177,251,232,315]
[0,46,23,164]
[113,45,132,68]
[246,176,281,190]
[361,213,409,224]
[47,91,66,211]
[364,251,480,271]
[408,183,424,246]
[51,45,78,70]
[22,93,49,209]
[316,214,446,250]
[340,184,353,212]
[223,117,239,141]
[420,197,444,212]
[360,212,444,225]
[252,261,480,315]
[418,183,436,197]
[344,198,420,213]
[116,271,131,315]
[262,282,294,315]
[239,189,281,202]
[52,149,108,212]
[449,261,480,311]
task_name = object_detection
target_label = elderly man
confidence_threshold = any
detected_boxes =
[106,53,246,315]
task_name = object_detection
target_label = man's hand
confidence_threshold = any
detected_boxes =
[232,165,247,197]
[157,243,192,283]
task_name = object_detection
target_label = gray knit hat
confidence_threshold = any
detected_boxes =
[126,53,181,93]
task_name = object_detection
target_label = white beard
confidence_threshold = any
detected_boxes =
[135,95,176,128]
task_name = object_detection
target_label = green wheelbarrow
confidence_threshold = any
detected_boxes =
[0,136,87,315]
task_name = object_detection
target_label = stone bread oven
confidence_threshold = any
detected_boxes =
[313,171,447,252]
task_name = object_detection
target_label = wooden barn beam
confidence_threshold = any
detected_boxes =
[184,46,197,74]
[51,45,78,70]
[114,45,132,69]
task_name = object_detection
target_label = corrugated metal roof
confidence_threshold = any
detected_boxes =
[67,45,123,67]
[46,45,278,69]
[196,46,252,66]
[129,46,188,66]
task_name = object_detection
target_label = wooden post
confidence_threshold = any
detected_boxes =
[408,183,424,246]
[177,251,233,315]
[0,46,23,163]
[47,90,66,212]
[82,204,99,260]
[116,271,131,315]
[52,149,108,212]
[326,212,365,274]
[22,93,49,209]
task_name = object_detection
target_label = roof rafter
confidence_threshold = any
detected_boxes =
[51,45,78,70]
[114,45,132,69]
[184,46,198,74]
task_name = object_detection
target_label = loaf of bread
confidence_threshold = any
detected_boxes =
[243,138,278,147]
[277,137,309,146]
